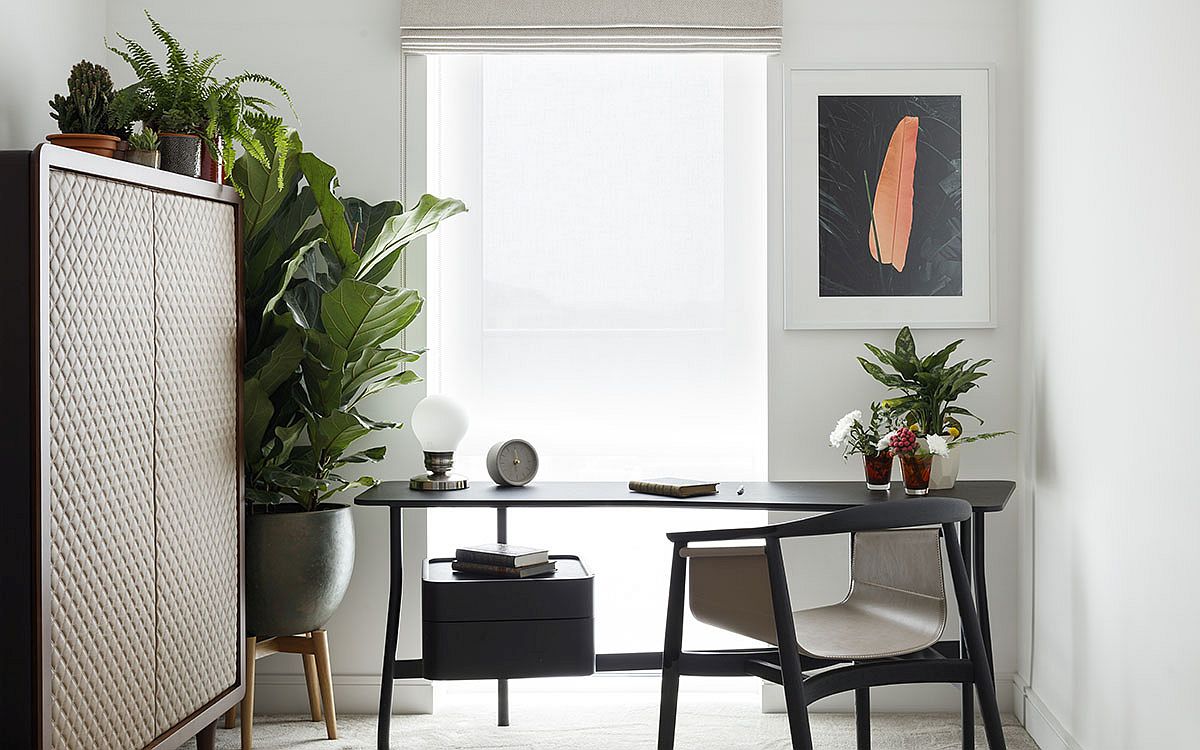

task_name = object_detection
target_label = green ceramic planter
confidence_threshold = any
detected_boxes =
[246,503,355,638]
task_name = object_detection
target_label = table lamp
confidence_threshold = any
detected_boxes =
[409,394,470,490]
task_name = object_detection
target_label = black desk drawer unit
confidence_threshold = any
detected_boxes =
[422,555,595,680]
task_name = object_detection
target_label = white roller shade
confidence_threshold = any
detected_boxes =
[400,0,782,53]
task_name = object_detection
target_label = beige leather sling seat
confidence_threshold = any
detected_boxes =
[684,529,947,660]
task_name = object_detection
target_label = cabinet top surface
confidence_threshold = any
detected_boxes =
[356,480,1015,512]
[34,144,240,205]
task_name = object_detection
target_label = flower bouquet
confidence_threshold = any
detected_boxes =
[880,426,951,496]
[829,403,899,490]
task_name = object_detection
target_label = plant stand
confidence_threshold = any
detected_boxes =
[223,630,338,749]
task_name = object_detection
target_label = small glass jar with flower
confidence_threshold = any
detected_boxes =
[829,403,898,491]
[880,427,952,496]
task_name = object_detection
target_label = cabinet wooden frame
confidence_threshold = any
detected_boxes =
[0,144,245,750]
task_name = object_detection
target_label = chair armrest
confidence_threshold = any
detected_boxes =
[666,497,972,544]
[679,545,765,559]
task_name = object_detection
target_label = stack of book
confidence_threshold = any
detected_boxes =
[452,543,556,578]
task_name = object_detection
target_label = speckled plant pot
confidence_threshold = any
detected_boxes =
[158,133,202,177]
[246,503,356,638]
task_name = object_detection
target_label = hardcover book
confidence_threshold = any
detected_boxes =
[451,560,558,579]
[628,477,719,498]
[455,543,550,567]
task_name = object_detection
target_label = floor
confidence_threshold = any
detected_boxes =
[219,695,1039,749]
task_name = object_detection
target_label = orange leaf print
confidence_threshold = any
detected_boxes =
[868,116,919,272]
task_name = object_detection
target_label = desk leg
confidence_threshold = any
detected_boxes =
[959,517,974,750]
[496,507,510,728]
[973,511,994,670]
[377,507,403,750]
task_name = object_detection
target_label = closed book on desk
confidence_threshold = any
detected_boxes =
[452,560,558,578]
[629,477,719,498]
[456,543,549,567]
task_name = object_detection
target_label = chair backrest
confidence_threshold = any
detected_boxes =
[851,529,945,600]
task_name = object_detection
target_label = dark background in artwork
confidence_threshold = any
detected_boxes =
[818,95,963,297]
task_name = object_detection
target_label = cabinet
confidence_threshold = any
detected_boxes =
[0,145,244,750]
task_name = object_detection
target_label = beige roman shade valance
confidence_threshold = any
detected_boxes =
[399,0,783,53]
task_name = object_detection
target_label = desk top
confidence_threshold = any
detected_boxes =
[355,480,1014,513]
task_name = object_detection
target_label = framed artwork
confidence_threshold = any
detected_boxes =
[784,67,995,329]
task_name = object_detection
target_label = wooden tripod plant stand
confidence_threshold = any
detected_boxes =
[223,630,338,749]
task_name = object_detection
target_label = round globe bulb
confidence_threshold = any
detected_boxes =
[410,395,469,453]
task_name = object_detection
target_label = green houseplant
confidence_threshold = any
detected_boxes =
[47,60,132,157]
[108,11,292,185]
[126,127,159,168]
[237,129,465,636]
[858,326,1010,489]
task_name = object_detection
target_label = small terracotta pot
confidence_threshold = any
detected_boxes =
[200,139,225,183]
[900,454,933,496]
[45,133,121,158]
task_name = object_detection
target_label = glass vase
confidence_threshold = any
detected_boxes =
[900,454,933,496]
[862,453,894,491]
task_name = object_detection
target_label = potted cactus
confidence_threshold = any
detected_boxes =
[47,60,131,158]
[127,127,160,169]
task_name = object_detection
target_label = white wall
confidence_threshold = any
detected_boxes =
[766,0,1023,712]
[1,1,107,149]
[103,0,434,713]
[1018,1,1200,748]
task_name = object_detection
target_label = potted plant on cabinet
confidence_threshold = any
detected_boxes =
[858,327,1011,489]
[236,129,465,637]
[829,403,899,490]
[47,60,132,157]
[108,11,293,187]
[126,127,159,168]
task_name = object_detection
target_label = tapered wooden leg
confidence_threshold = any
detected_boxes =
[196,719,216,750]
[223,705,237,729]
[303,635,324,722]
[242,636,257,750]
[312,629,338,740]
[766,539,814,750]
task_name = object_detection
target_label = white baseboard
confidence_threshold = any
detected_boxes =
[253,674,433,715]
[1014,680,1083,750]
[761,674,1017,714]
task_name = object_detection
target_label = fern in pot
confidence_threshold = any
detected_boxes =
[858,327,1011,490]
[236,130,465,637]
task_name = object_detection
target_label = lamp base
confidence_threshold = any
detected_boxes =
[410,472,469,491]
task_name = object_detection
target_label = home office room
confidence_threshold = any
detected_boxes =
[1,1,1195,749]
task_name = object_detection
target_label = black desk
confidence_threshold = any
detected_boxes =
[356,480,1013,750]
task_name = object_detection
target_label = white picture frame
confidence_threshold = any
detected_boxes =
[784,66,996,330]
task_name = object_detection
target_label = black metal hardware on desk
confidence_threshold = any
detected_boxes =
[356,480,1014,750]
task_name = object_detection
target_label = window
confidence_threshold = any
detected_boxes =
[424,54,768,670]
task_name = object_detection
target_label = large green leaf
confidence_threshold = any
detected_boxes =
[321,280,422,356]
[244,378,274,464]
[342,197,406,257]
[301,330,349,415]
[297,152,355,268]
[244,325,304,396]
[311,409,376,459]
[261,239,321,320]
[238,129,303,241]
[347,369,421,407]
[342,347,423,401]
[354,194,467,284]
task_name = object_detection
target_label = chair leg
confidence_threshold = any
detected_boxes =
[961,683,975,750]
[855,688,870,750]
[196,720,216,750]
[657,542,687,750]
[223,704,237,729]
[944,525,1006,750]
[765,539,814,750]
[312,629,339,740]
[242,636,256,750]
[302,635,324,722]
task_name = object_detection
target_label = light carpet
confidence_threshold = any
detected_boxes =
[220,700,1037,749]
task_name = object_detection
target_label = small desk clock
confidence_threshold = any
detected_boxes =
[486,439,539,486]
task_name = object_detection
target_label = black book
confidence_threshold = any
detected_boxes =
[455,543,550,567]
[451,560,558,579]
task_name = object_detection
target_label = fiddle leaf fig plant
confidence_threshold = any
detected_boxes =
[238,129,466,511]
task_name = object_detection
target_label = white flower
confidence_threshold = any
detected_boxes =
[926,433,951,457]
[876,431,896,452]
[828,410,863,448]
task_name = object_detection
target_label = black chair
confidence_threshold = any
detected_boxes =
[656,497,1005,750]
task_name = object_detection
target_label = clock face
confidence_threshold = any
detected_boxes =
[487,439,539,486]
